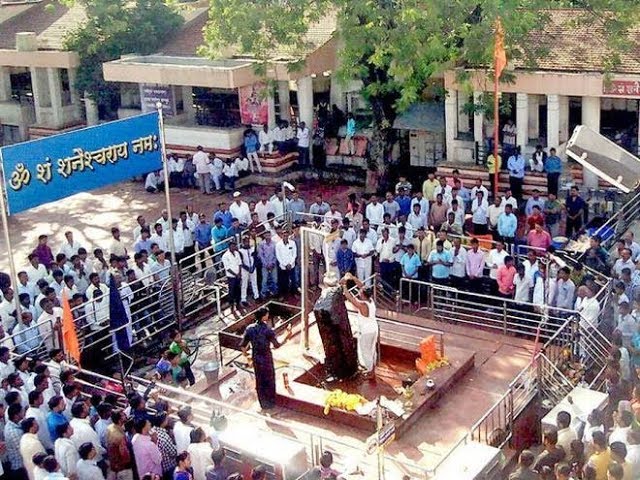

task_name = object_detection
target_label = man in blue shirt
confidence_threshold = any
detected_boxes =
[336,239,355,277]
[524,189,545,217]
[545,147,563,196]
[565,186,586,238]
[497,204,517,245]
[211,218,229,253]
[213,202,233,229]
[427,240,453,282]
[395,188,412,218]
[507,146,525,203]
[194,214,212,252]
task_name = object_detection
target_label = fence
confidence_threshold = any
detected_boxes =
[592,186,640,251]
[177,211,293,323]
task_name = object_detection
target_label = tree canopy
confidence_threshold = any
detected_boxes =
[63,0,183,118]
[203,1,640,187]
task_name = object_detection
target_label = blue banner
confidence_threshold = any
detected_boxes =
[0,112,163,214]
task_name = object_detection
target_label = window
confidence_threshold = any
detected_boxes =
[193,87,241,128]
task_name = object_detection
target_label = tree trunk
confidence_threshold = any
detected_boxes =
[366,96,397,192]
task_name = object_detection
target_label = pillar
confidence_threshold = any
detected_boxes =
[445,89,458,157]
[516,93,529,149]
[547,94,560,150]
[473,91,484,145]
[457,92,470,133]
[528,95,539,142]
[182,86,195,123]
[277,80,291,121]
[84,92,99,126]
[637,104,640,157]
[330,74,345,111]
[267,86,276,129]
[47,67,63,127]
[297,75,314,128]
[581,96,601,188]
[29,67,49,124]
[559,95,570,143]
[0,67,11,102]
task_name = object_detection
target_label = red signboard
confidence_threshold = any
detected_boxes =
[238,82,269,125]
[603,80,640,96]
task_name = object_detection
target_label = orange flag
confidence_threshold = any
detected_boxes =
[494,18,507,80]
[61,291,81,367]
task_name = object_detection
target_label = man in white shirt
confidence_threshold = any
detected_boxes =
[37,299,62,351]
[150,224,169,252]
[222,241,243,311]
[276,231,297,294]
[575,286,601,361]
[500,189,518,211]
[487,196,503,236]
[486,241,508,293]
[174,407,194,454]
[209,156,224,191]
[76,442,105,480]
[411,192,429,217]
[144,171,159,193]
[609,410,633,446]
[296,121,311,166]
[108,228,127,260]
[407,203,427,231]
[223,159,239,191]
[433,177,452,203]
[471,191,489,235]
[365,195,385,228]
[450,238,467,289]
[376,228,397,287]
[259,124,274,154]
[555,411,577,454]
[58,232,83,263]
[323,204,343,226]
[271,190,289,218]
[352,229,375,287]
[193,145,211,194]
[70,403,105,462]
[26,255,48,284]
[229,193,251,226]
[255,194,275,223]
[614,248,635,278]
[239,236,259,307]
[156,210,171,233]
[26,390,53,451]
[447,200,465,228]
[513,264,532,304]
[470,179,489,200]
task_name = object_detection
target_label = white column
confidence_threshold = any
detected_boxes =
[267,87,276,129]
[84,92,99,126]
[0,67,11,102]
[182,86,195,123]
[546,94,560,150]
[457,93,470,133]
[277,81,291,121]
[559,95,570,143]
[330,74,344,111]
[473,91,484,145]
[516,93,529,149]
[47,67,63,127]
[297,75,314,128]
[581,96,601,188]
[29,67,48,124]
[445,89,458,157]
[528,95,539,142]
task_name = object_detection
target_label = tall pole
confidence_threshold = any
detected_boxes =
[0,150,22,320]
[156,103,177,265]
[493,79,500,199]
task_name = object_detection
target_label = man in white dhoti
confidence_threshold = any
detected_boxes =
[341,272,378,375]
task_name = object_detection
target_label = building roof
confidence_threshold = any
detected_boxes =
[514,9,640,74]
[393,102,445,132]
[160,8,337,61]
[0,0,85,51]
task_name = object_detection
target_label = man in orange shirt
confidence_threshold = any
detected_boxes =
[496,255,516,298]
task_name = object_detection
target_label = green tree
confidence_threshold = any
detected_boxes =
[201,0,640,189]
[63,0,183,119]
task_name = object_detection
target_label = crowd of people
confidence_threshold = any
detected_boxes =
[0,345,301,480]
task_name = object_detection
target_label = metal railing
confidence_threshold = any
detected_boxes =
[593,186,640,251]
[397,277,578,342]
[178,211,293,322]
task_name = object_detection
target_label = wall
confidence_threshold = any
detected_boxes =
[164,124,245,151]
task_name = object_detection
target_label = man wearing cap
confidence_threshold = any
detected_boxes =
[222,241,243,313]
[229,193,251,227]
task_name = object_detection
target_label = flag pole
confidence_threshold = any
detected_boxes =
[156,103,177,266]
[0,149,22,321]
[493,18,507,200]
